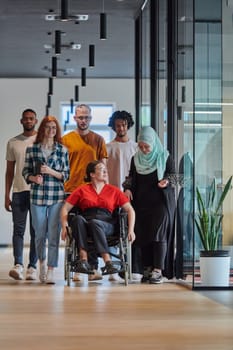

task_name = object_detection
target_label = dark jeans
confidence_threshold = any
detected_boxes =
[71,209,115,267]
[11,191,37,268]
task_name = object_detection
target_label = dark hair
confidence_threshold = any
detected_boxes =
[22,108,37,117]
[108,110,134,131]
[84,160,102,182]
[34,115,62,144]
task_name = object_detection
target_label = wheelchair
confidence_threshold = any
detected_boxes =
[64,207,131,286]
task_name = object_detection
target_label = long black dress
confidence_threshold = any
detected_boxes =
[124,155,176,279]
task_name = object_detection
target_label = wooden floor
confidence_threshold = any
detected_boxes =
[0,247,232,350]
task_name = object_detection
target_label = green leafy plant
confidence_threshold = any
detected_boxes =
[195,176,232,251]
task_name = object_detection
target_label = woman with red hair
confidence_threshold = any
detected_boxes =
[23,116,69,284]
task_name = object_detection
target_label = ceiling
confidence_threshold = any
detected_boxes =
[0,0,144,78]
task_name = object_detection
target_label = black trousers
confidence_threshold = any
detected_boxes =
[141,242,167,270]
[71,209,115,263]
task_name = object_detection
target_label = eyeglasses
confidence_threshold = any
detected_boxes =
[45,125,57,130]
[76,116,91,121]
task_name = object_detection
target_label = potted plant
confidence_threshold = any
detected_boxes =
[195,175,232,286]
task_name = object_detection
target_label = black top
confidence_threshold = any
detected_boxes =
[124,154,176,279]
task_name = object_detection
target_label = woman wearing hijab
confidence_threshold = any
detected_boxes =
[123,126,176,284]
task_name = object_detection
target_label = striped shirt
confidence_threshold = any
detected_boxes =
[22,143,70,205]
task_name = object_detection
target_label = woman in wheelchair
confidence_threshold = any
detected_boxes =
[60,160,135,276]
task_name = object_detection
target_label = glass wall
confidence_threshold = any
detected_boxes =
[140,0,151,126]
[136,0,233,288]
[139,0,168,141]
[193,0,233,288]
[176,0,194,281]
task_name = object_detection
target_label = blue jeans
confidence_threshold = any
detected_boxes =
[11,191,37,268]
[31,202,63,268]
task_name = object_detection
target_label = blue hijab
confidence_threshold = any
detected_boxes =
[134,126,169,180]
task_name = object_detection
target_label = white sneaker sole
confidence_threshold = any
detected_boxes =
[46,280,55,284]
[109,274,123,282]
[25,275,37,281]
[88,275,103,281]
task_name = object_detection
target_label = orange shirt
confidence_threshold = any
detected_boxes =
[62,130,108,193]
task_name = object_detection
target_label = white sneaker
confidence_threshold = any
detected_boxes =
[39,261,47,283]
[109,273,123,282]
[149,270,163,284]
[131,273,143,281]
[25,267,37,281]
[46,269,55,284]
[72,272,82,282]
[88,269,103,281]
[9,264,24,280]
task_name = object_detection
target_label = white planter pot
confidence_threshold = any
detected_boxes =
[200,254,231,287]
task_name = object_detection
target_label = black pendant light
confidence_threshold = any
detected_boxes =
[47,94,51,108]
[70,98,74,113]
[52,56,57,77]
[55,30,61,55]
[89,44,95,67]
[61,0,69,21]
[74,85,79,101]
[100,13,107,40]
[48,77,53,95]
[81,67,86,86]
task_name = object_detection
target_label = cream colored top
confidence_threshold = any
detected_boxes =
[106,139,137,190]
[6,133,36,192]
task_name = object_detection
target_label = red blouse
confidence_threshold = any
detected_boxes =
[66,183,129,213]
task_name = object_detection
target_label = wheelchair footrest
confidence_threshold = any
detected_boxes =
[74,260,95,275]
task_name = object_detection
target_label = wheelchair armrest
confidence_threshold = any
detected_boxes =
[67,206,81,226]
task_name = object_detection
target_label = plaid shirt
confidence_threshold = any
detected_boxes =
[22,143,70,205]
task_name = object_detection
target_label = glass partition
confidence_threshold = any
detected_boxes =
[193,0,233,289]
[176,0,194,282]
[135,0,233,288]
[141,0,151,126]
